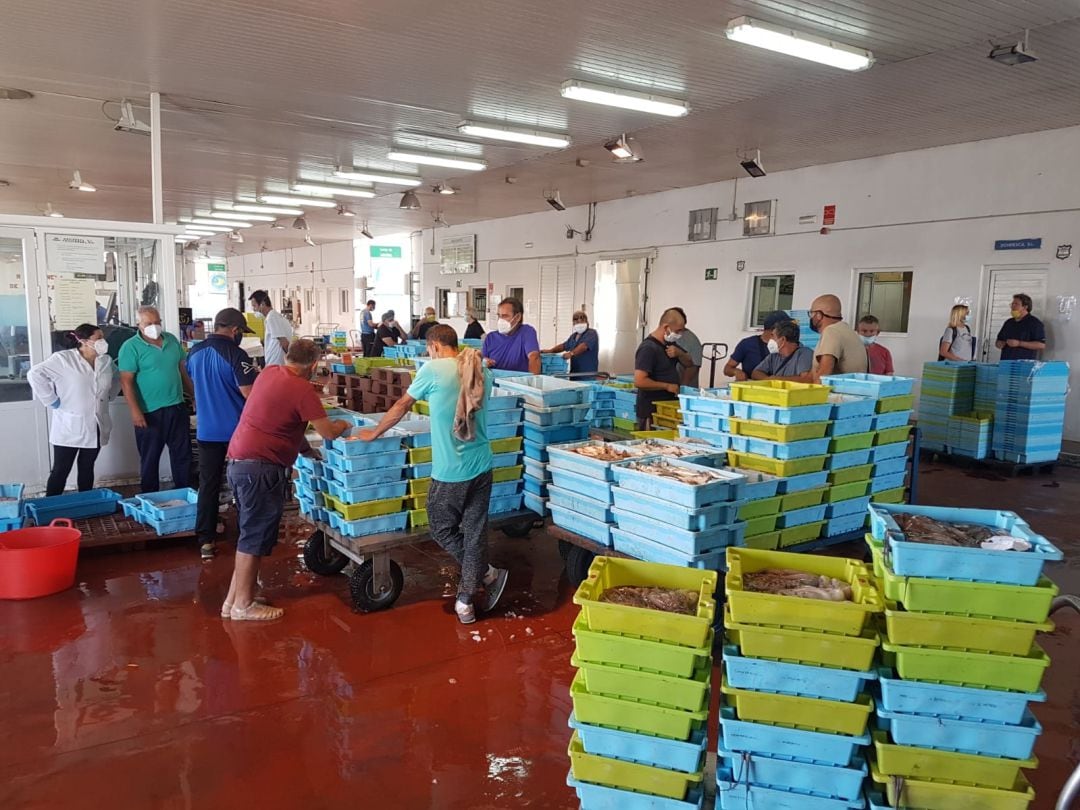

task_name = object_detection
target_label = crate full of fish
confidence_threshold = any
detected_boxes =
[725,548,882,636]
[869,504,1062,586]
[612,459,745,508]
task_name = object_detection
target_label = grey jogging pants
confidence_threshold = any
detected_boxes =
[427,470,493,603]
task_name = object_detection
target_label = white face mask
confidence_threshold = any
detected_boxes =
[252,311,265,320]
[573,323,587,335]
[664,330,681,343]
[91,339,109,356]
[143,324,162,340]
[496,318,513,335]
[767,339,780,354]
[860,335,877,346]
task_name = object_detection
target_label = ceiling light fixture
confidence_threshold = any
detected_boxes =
[68,170,96,192]
[43,203,63,218]
[291,182,376,198]
[114,99,152,135]
[270,221,286,230]
[304,234,316,247]
[433,183,457,195]
[209,211,276,222]
[228,202,305,215]
[184,228,219,235]
[178,221,235,233]
[190,218,254,228]
[725,16,874,71]
[337,205,356,217]
[560,79,689,117]
[359,222,374,239]
[292,216,309,230]
[457,121,571,148]
[228,230,244,243]
[604,134,643,163]
[333,167,423,187]
[989,30,1038,65]
[544,190,566,211]
[388,150,487,171]
[740,149,766,178]
[260,194,338,209]
[399,190,422,210]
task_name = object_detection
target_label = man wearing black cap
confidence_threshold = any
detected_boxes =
[186,308,259,559]
[724,310,790,381]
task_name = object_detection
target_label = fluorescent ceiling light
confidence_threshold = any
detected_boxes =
[291,182,376,198]
[184,228,219,235]
[228,230,244,243]
[190,218,254,228]
[387,150,487,171]
[179,221,234,233]
[228,202,304,215]
[209,210,276,222]
[725,16,874,71]
[334,167,422,187]
[260,194,338,208]
[457,121,571,148]
[69,170,96,192]
[560,79,689,117]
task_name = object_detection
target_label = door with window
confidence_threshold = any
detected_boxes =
[538,263,575,349]
[979,266,1048,362]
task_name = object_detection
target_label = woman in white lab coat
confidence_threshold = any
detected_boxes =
[28,323,117,495]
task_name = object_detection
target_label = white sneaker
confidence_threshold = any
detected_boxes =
[455,600,476,624]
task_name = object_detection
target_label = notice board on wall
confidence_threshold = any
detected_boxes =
[440,234,477,274]
[45,234,104,276]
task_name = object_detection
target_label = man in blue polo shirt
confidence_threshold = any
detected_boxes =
[482,297,541,374]
[724,310,790,381]
[187,308,258,559]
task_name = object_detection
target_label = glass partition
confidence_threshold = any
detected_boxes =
[0,235,32,402]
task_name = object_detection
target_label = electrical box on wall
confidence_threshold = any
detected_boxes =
[743,200,776,237]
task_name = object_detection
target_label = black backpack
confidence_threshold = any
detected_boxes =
[938,326,975,361]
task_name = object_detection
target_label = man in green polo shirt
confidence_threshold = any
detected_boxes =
[118,306,194,492]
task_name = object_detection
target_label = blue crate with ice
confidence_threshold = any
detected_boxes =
[718,747,867,804]
[612,509,744,555]
[522,421,590,446]
[678,426,731,449]
[825,496,872,519]
[609,527,725,570]
[679,389,735,417]
[549,503,610,546]
[875,707,1041,760]
[870,472,906,493]
[494,374,592,407]
[323,459,404,486]
[828,416,875,437]
[826,449,873,470]
[776,504,829,528]
[719,707,869,768]
[722,645,876,702]
[23,489,122,524]
[821,373,914,399]
[549,466,613,503]
[548,486,613,523]
[522,490,547,517]
[325,429,407,457]
[877,669,1045,725]
[731,435,832,460]
[872,411,913,431]
[566,775,704,810]
[612,486,743,530]
[730,400,834,424]
[522,402,592,426]
[823,513,868,537]
[612,458,745,508]
[869,504,1061,586]
[774,470,830,494]
[329,510,409,538]
[828,394,876,420]
[569,713,706,774]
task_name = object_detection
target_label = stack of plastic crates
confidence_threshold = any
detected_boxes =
[484,391,526,516]
[946,413,992,459]
[974,363,999,414]
[586,383,618,431]
[992,360,1069,464]
[678,388,733,448]
[540,352,570,375]
[118,488,198,535]
[823,374,916,515]
[864,503,1061,810]
[917,362,975,452]
[718,547,881,810]
[0,483,25,532]
[320,426,411,536]
[292,454,332,525]
[567,557,717,810]
[608,383,639,433]
[788,310,820,352]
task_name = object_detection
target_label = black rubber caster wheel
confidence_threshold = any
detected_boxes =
[349,559,404,611]
[500,518,534,538]
[558,539,572,560]
[564,545,595,586]
[302,530,349,576]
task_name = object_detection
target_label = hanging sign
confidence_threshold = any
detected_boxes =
[208,262,227,291]
[45,234,104,276]
[994,238,1042,251]
[369,245,402,258]
[822,204,837,226]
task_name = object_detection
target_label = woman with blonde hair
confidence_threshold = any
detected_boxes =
[939,304,975,361]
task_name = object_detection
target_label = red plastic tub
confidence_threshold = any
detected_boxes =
[0,518,82,599]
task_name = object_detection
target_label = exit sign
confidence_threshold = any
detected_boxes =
[369,245,402,258]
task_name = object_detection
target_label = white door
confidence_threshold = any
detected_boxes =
[979,266,1049,362]
[593,257,647,376]
[0,227,52,491]
[538,262,575,349]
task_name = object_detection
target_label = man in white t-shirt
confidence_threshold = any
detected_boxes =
[248,290,293,367]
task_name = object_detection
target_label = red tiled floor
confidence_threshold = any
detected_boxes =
[0,461,1078,809]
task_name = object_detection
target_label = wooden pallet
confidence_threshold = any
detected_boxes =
[74,513,196,550]
[920,448,1056,477]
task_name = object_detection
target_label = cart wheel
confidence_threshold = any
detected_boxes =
[564,546,595,586]
[349,559,404,612]
[302,530,349,576]
[557,540,572,560]
[501,518,534,538]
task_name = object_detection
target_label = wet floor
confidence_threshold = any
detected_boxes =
[0,462,1078,809]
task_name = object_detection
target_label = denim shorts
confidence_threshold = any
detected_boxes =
[227,459,288,557]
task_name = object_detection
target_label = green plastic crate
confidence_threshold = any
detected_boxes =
[828,464,874,485]
[876,394,915,413]
[738,495,783,520]
[727,451,829,477]
[570,672,708,741]
[779,486,828,511]
[870,486,906,504]
[742,530,780,550]
[872,729,1037,791]
[407,446,433,464]
[729,418,831,442]
[569,733,703,799]
[724,607,880,671]
[742,514,778,537]
[492,465,523,483]
[612,417,637,432]
[571,613,712,679]
[870,762,1034,810]
[408,508,428,528]
[412,400,431,415]
[882,640,1051,692]
[883,600,1053,656]
[778,521,826,547]
[408,477,431,495]
[721,677,873,736]
[874,425,913,445]
[826,480,872,502]
[324,493,405,521]
[490,437,524,453]
[829,431,876,453]
[572,652,709,712]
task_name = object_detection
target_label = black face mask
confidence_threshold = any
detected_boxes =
[233,330,244,346]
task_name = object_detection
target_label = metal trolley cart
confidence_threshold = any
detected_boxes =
[299,509,537,611]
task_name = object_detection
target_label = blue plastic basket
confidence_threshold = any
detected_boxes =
[495,375,592,407]
[118,497,144,521]
[821,374,915,399]
[719,707,869,768]
[144,512,197,536]
[325,430,406,457]
[828,394,876,420]
[823,513,868,537]
[871,456,907,477]
[828,416,874,437]
[567,774,704,810]
[490,493,523,514]
[549,503,610,546]
[0,483,24,519]
[549,466,614,503]
[612,509,744,555]
[774,470,830,494]
[731,435,832,460]
[491,451,522,469]
[826,449,873,470]
[322,448,406,472]
[486,422,524,441]
[825,496,872,518]
[323,461,404,487]
[876,707,1041,760]
[522,402,591,426]
[776,504,828,528]
[722,645,876,701]
[726,469,781,500]
[522,490,547,517]
[870,442,907,462]
[329,510,409,537]
[522,476,547,497]
[136,488,199,521]
[872,411,912,430]
[612,487,743,530]
[409,462,432,479]
[678,425,731,449]
[23,488,122,524]
[488,391,522,410]
[609,527,725,570]
[877,669,1045,725]
[870,472,906,494]
[716,768,864,810]
[546,441,646,481]
[612,459,746,508]
[325,479,409,505]
[293,456,323,476]
[682,410,729,433]
[568,713,706,774]
[679,391,735,417]
[522,456,549,480]
[549,486,613,523]
[718,748,867,804]
[523,439,549,463]
[730,401,834,425]
[522,421,591,445]
[487,409,525,427]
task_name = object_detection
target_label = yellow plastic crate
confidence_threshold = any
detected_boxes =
[492,465,523,483]
[632,429,678,439]
[409,508,428,528]
[724,606,881,670]
[408,477,431,496]
[570,673,709,741]
[573,556,718,648]
[870,763,1035,810]
[874,425,913,445]
[721,677,874,736]
[826,481,872,502]
[571,652,709,713]
[726,451,829,477]
[408,446,433,464]
[742,530,780,550]
[876,394,915,413]
[729,380,831,407]
[568,733,703,799]
[828,464,874,485]
[613,417,637,432]
[405,494,427,510]
[738,496,783,520]
[324,492,406,521]
[653,400,682,418]
[779,486,828,512]
[725,547,883,636]
[490,437,523,453]
[652,415,681,430]
[871,486,906,504]
[778,521,826,548]
[728,418,831,442]
[872,730,1037,791]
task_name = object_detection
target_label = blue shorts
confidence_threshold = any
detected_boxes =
[227,459,288,557]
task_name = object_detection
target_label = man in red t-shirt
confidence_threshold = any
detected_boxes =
[223,339,349,621]
[857,315,895,375]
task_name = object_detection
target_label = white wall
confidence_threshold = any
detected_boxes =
[420,125,1080,440]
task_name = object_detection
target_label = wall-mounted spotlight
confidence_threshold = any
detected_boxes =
[740,149,766,178]
[603,134,643,163]
[545,190,566,211]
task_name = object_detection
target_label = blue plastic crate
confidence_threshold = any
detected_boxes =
[612,459,746,508]
[871,456,907,477]
[548,486,613,523]
[828,394,876,420]
[678,426,731,449]
[719,707,869,767]
[523,439,549,463]
[870,471,906,493]
[730,435,831,460]
[136,488,199,521]
[774,470,830,494]
[486,409,525,427]
[877,669,1045,725]
[391,418,433,448]
[679,392,735,418]
[488,391,523,410]
[293,456,323,476]
[872,411,912,430]
[776,504,828,528]
[0,483,23,519]
[522,402,591,426]
[491,451,522,469]
[486,422,524,441]
[325,429,406,457]
[726,469,781,500]
[292,482,325,506]
[567,774,704,810]
[323,448,406,472]
[722,645,876,701]
[682,411,729,432]
[716,768,864,810]
[549,503,610,546]
[325,479,408,505]
[612,486,743,530]
[870,442,907,462]
[826,448,873,470]
[522,456,549,482]
[549,466,614,503]
[568,713,706,774]
[522,490,547,517]
[118,497,144,521]
[0,516,25,532]
[875,707,1041,760]
[522,421,590,446]
[523,475,547,497]
[731,401,834,424]
[870,504,1061,586]
[145,512,197,536]
[825,496,871,519]
[823,513,868,537]
[718,748,867,804]
[490,493,523,514]
[612,509,744,555]
[323,461,404,487]
[821,373,915,399]
[23,488,122,524]
[609,527,725,570]
[495,375,592,407]
[330,510,409,537]
[828,416,874,437]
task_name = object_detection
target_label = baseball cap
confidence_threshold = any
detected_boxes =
[763,310,790,330]
[214,307,255,333]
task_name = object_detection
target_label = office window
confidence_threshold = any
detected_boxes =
[856,269,913,332]
[748,274,794,328]
[436,288,466,319]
